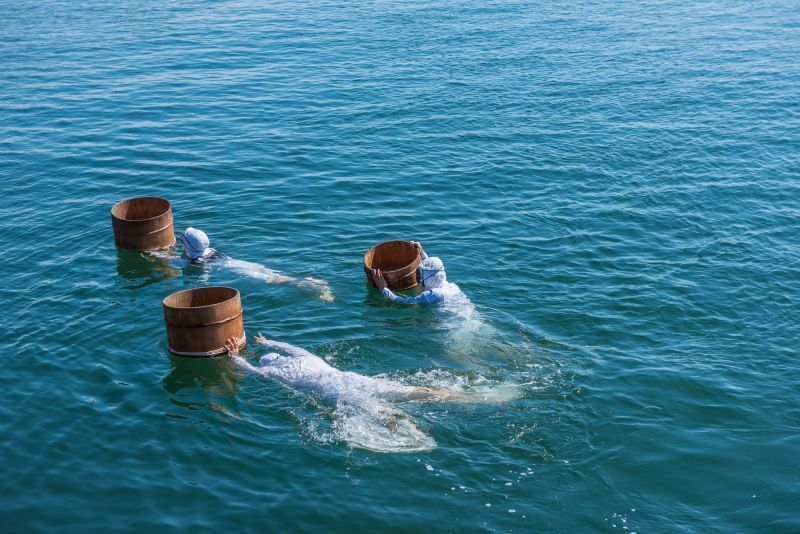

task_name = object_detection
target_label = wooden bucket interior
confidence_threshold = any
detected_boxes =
[364,241,418,274]
[111,197,171,221]
[163,286,238,310]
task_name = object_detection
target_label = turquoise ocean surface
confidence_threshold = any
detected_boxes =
[2,0,798,531]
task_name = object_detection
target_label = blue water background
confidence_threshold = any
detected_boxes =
[1,0,799,530]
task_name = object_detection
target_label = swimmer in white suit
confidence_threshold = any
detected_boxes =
[224,334,465,403]
[177,227,333,302]
[372,242,466,306]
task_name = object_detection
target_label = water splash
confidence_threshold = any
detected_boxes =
[241,361,523,452]
[331,398,436,453]
[396,368,525,404]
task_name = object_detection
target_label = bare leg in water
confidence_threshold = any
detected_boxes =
[407,387,470,402]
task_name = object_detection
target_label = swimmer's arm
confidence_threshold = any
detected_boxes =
[147,249,189,267]
[372,268,440,304]
[229,353,258,372]
[224,338,258,371]
[296,277,335,301]
[381,287,441,305]
[147,250,175,260]
[254,333,315,359]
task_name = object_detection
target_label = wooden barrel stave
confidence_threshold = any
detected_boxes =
[163,286,246,357]
[111,197,175,251]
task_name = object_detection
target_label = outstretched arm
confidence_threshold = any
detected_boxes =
[253,333,316,359]
[224,338,258,372]
[147,249,191,268]
[371,269,442,305]
[381,287,442,305]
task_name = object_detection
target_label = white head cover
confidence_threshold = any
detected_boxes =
[420,256,446,290]
[181,227,212,260]
[260,353,281,366]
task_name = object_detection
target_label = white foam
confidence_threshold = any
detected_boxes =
[439,296,497,360]
[239,354,525,452]
[330,398,436,453]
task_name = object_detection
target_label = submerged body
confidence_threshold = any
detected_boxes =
[372,242,492,365]
[224,336,518,451]
[225,336,464,403]
[157,227,334,301]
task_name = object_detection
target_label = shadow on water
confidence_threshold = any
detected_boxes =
[115,250,181,290]
[162,354,240,409]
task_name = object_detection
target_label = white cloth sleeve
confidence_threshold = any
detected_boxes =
[229,354,259,373]
[381,287,442,304]
[261,339,316,359]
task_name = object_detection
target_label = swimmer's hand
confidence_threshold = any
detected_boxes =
[371,269,388,291]
[224,337,240,356]
[254,333,268,345]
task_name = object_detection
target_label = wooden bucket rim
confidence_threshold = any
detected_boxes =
[363,240,420,276]
[162,286,240,310]
[111,196,172,223]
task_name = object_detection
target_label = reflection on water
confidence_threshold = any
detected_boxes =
[115,250,181,290]
[162,354,240,409]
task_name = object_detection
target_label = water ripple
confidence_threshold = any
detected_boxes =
[2,0,799,530]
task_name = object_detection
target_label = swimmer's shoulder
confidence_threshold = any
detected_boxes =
[191,249,226,265]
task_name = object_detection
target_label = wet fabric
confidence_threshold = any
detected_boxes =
[181,227,214,260]
[229,339,415,402]
[381,254,464,305]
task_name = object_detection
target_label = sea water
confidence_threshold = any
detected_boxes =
[1,0,798,530]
